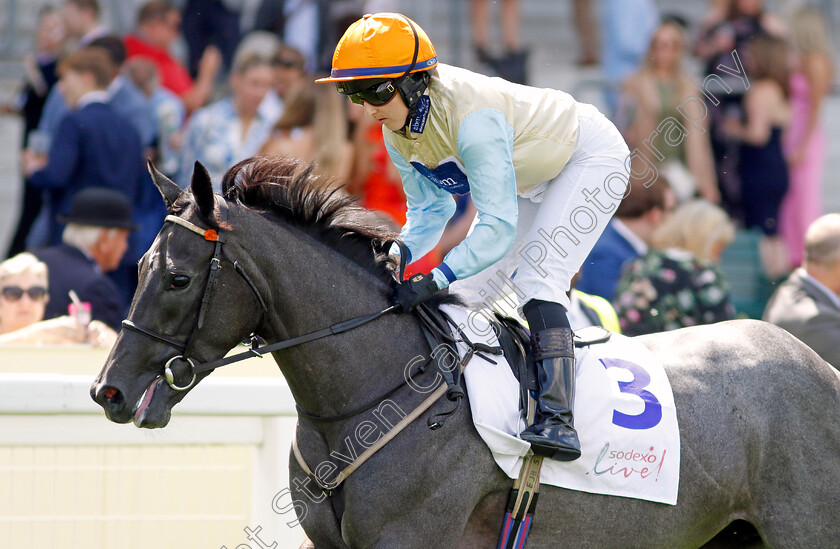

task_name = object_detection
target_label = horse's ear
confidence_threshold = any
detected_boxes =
[147,159,181,209]
[190,161,216,221]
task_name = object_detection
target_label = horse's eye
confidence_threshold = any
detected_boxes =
[171,275,190,289]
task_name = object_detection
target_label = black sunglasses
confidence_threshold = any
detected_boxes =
[1,285,48,301]
[337,80,398,106]
[273,58,302,69]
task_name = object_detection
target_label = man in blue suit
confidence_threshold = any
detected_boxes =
[22,47,146,247]
[89,34,157,149]
[577,175,674,302]
[35,37,156,150]
[34,187,137,332]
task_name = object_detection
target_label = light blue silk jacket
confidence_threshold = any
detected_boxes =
[384,63,579,288]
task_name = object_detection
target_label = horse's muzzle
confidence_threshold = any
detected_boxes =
[90,382,133,424]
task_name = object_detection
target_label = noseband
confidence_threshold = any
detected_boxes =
[121,200,396,391]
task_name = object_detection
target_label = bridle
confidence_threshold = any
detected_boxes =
[122,200,268,390]
[121,199,396,392]
[120,200,503,494]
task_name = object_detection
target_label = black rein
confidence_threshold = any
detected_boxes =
[120,206,400,394]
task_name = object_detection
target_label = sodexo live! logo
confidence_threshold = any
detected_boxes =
[587,441,669,481]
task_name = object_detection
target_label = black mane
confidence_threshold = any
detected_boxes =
[220,156,400,285]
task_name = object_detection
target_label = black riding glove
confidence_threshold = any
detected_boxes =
[391,272,440,313]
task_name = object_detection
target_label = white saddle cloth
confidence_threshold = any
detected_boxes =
[439,305,680,505]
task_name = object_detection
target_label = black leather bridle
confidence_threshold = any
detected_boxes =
[121,201,396,391]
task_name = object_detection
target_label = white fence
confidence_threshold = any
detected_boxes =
[0,347,305,549]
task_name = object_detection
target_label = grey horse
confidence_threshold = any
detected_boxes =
[91,157,840,548]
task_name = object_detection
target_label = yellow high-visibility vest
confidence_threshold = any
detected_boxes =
[574,290,621,334]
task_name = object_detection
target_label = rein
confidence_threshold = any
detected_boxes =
[122,207,505,496]
[292,304,503,496]
[121,204,396,391]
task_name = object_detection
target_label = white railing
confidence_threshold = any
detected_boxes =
[0,354,306,549]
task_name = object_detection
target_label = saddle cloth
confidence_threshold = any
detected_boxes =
[439,305,680,505]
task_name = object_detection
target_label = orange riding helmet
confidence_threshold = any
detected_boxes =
[316,13,437,114]
[316,13,438,83]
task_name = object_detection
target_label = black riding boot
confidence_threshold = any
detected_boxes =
[520,326,581,461]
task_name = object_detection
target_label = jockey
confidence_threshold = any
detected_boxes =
[317,13,630,462]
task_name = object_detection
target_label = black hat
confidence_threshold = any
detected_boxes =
[57,187,139,230]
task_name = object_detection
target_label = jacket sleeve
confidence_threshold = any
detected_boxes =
[36,85,68,137]
[385,138,456,264]
[29,115,82,190]
[434,108,517,286]
[80,277,126,333]
[791,306,840,369]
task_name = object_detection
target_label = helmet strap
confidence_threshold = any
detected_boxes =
[396,16,432,128]
[399,15,420,80]
[399,71,433,121]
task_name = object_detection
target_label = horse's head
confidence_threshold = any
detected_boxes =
[91,161,266,427]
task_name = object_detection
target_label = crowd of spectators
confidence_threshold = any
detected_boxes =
[590,0,839,369]
[0,0,837,360]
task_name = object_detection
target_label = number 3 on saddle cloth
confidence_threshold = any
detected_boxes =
[438,304,681,506]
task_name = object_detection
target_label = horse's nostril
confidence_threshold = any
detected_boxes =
[101,385,125,410]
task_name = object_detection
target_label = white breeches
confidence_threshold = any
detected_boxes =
[450,103,630,313]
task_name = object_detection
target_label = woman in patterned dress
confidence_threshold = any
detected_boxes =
[613,199,736,335]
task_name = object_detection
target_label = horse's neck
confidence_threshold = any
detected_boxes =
[251,217,427,418]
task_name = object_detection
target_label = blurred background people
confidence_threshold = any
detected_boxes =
[571,0,599,67]
[124,57,186,180]
[89,35,157,149]
[577,172,675,302]
[87,36,166,307]
[0,252,115,346]
[125,0,222,114]
[35,0,111,141]
[4,6,67,258]
[176,51,276,189]
[21,48,145,247]
[779,7,835,270]
[723,35,791,280]
[259,78,353,182]
[61,0,109,49]
[470,0,528,83]
[180,0,242,79]
[613,199,736,335]
[600,0,659,115]
[259,42,307,122]
[693,0,787,219]
[694,0,787,70]
[34,187,136,332]
[0,253,50,337]
[618,20,719,204]
[764,213,840,370]
[252,0,320,73]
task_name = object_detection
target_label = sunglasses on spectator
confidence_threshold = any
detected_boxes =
[273,58,302,69]
[337,79,397,106]
[1,285,48,301]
